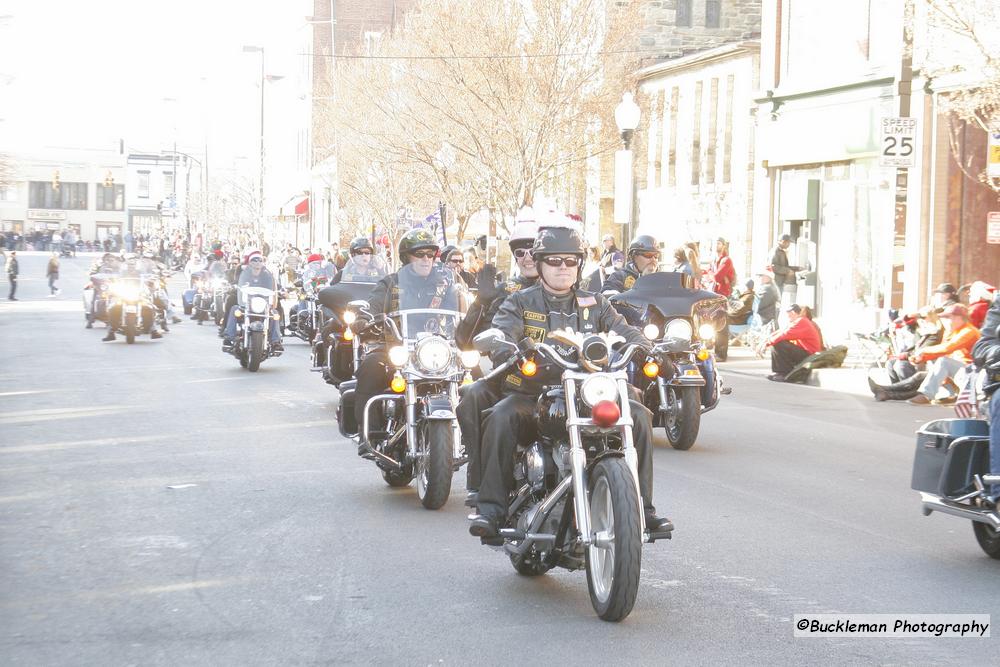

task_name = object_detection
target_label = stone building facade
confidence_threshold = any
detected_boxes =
[640,0,762,61]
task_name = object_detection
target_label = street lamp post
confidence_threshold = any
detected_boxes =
[242,45,266,236]
[613,92,640,249]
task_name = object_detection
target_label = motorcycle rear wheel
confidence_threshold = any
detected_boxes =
[415,420,454,510]
[247,331,265,372]
[973,521,1000,559]
[585,457,642,622]
[664,385,700,450]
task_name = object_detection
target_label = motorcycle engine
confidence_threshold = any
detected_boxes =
[514,443,546,492]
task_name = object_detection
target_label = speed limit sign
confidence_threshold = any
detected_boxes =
[880,117,917,168]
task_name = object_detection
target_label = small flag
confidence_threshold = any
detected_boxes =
[954,368,976,418]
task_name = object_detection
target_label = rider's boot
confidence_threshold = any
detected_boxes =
[151,329,163,340]
[102,330,116,342]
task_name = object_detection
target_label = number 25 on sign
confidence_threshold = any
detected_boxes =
[880,117,917,168]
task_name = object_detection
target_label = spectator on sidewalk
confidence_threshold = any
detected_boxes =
[932,282,958,310]
[710,237,736,297]
[968,281,995,329]
[46,252,60,296]
[6,250,18,300]
[754,269,781,326]
[672,247,694,282]
[765,304,823,382]
[599,233,619,269]
[684,242,702,288]
[770,234,800,293]
[907,304,980,405]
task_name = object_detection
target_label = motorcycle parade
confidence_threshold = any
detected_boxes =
[4,0,999,663]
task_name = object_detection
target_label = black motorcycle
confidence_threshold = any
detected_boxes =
[611,272,730,450]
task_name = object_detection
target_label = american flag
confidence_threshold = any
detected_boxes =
[954,369,977,419]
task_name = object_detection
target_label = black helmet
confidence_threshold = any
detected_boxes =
[531,226,585,260]
[397,229,439,264]
[349,237,374,255]
[628,234,659,257]
[439,244,460,263]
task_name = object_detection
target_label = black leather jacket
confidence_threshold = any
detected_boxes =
[602,262,641,294]
[455,274,535,349]
[972,294,1000,369]
[491,284,649,394]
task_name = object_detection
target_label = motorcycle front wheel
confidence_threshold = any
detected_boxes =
[585,457,642,622]
[415,420,454,510]
[973,522,1000,559]
[124,312,137,344]
[664,385,701,450]
[247,330,265,372]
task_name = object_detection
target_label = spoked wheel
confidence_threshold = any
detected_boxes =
[415,420,454,510]
[585,457,642,622]
[973,522,1000,559]
[663,385,700,450]
[247,331,265,372]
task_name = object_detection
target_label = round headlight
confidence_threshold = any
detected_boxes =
[460,350,480,368]
[581,374,619,408]
[343,310,357,324]
[415,337,451,373]
[643,323,659,340]
[388,345,409,367]
[250,296,267,313]
[698,323,716,340]
[664,318,693,340]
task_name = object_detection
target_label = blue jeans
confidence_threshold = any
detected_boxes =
[224,304,280,342]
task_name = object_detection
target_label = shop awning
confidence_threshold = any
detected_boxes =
[294,197,309,216]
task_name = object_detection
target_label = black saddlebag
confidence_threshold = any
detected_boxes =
[911,419,990,494]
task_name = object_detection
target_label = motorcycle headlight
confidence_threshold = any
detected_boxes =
[388,345,409,367]
[118,285,139,301]
[460,350,480,369]
[415,337,451,373]
[698,323,716,341]
[343,310,357,325]
[664,319,693,340]
[643,323,659,340]
[581,374,619,408]
[250,296,267,313]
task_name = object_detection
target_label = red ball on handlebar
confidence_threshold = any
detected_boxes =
[591,400,621,428]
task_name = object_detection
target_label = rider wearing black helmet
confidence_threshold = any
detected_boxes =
[469,225,671,539]
[603,234,660,295]
[972,294,1000,499]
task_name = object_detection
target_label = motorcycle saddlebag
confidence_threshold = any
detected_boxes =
[938,435,991,497]
[911,419,990,493]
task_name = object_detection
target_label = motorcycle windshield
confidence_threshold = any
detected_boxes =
[611,271,726,321]
[390,264,469,339]
[316,256,387,313]
[338,256,388,283]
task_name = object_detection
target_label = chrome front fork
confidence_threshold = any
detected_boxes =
[564,380,593,546]
[405,383,418,459]
[617,379,646,536]
[449,381,461,460]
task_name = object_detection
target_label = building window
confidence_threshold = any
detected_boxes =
[706,0,721,28]
[0,185,15,202]
[163,171,174,195]
[138,171,150,198]
[676,0,692,27]
[96,183,125,211]
[707,78,719,185]
[668,87,679,187]
[723,74,734,183]
[691,81,703,187]
[28,181,88,210]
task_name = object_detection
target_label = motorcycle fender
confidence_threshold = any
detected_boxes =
[422,393,455,420]
[248,321,265,332]
[668,363,706,387]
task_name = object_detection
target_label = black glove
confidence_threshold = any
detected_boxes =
[475,264,502,303]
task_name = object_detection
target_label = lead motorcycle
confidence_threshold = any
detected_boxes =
[611,272,730,450]
[226,284,282,371]
[335,267,474,509]
[471,327,673,622]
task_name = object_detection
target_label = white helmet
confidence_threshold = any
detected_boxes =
[509,220,538,248]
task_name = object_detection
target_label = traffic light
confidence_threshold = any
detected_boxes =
[104,171,114,188]
[52,169,60,191]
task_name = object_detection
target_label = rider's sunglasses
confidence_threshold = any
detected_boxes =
[410,249,437,259]
[249,257,264,263]
[541,256,580,268]
[354,250,373,256]
[636,251,659,259]
[513,248,532,259]
[448,257,465,264]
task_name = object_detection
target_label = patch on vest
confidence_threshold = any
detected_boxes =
[506,282,521,293]
[524,325,547,342]
[623,275,636,289]
[523,311,546,322]
[505,374,522,386]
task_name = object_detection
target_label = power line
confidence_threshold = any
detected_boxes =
[298,47,672,61]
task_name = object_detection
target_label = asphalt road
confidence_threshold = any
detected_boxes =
[1,252,996,666]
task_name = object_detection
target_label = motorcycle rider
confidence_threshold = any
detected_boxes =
[102,253,162,341]
[332,237,383,283]
[455,220,539,503]
[469,226,671,539]
[353,230,458,455]
[972,293,1000,500]
[141,249,182,327]
[222,249,283,353]
[601,234,661,325]
[86,253,120,328]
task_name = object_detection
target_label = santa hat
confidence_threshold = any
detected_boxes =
[243,249,262,264]
[970,281,996,303]
[307,253,324,264]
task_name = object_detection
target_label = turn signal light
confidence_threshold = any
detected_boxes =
[343,327,354,341]
[233,309,243,318]
[461,372,474,386]
[696,348,711,361]
[521,359,537,377]
[390,372,406,393]
[642,361,659,378]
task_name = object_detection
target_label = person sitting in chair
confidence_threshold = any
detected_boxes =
[764,304,822,382]
[906,303,980,405]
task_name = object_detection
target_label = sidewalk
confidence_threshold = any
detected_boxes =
[720,345,880,398]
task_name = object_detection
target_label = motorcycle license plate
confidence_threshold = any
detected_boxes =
[124,305,138,314]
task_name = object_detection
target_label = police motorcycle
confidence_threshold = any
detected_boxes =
[472,327,672,622]
[313,256,388,386]
[609,272,729,450]
[911,328,1000,558]
[227,285,282,372]
[336,267,474,509]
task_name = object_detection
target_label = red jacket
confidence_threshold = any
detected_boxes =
[711,253,735,297]
[769,317,823,355]
[970,300,989,329]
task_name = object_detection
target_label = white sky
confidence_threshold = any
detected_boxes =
[0,0,309,173]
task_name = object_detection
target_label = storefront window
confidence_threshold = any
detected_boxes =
[28,182,88,210]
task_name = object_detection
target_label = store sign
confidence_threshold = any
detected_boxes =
[988,212,1000,245]
[879,117,917,168]
[27,209,67,221]
[988,132,1000,179]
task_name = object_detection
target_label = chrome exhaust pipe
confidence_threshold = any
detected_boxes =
[920,493,1000,528]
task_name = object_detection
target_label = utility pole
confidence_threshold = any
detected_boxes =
[891,0,914,309]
